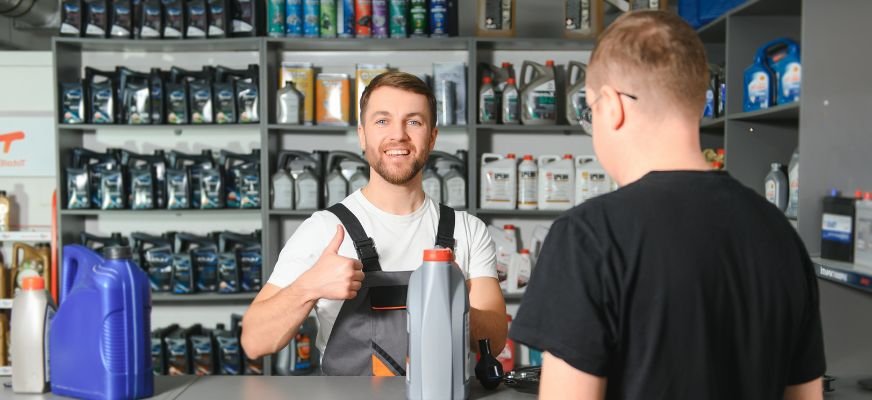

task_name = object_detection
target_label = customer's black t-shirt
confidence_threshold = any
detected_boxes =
[510,170,825,400]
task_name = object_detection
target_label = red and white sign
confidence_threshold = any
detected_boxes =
[0,116,56,177]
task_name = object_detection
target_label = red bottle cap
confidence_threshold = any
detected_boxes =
[503,224,515,230]
[22,276,45,291]
[501,62,512,68]
[717,148,725,155]
[424,248,453,262]
[856,189,864,199]
[545,60,555,67]
[507,153,517,159]
[563,154,573,159]
[519,249,530,254]
[865,192,872,201]
[507,77,516,85]
[482,76,492,84]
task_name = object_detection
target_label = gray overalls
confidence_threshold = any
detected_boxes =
[320,203,456,376]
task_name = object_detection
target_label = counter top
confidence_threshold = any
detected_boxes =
[1,374,869,399]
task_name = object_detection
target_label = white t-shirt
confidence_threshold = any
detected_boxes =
[268,190,498,357]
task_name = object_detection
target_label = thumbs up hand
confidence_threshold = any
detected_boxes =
[297,225,365,301]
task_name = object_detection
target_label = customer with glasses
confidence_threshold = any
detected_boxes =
[509,10,825,400]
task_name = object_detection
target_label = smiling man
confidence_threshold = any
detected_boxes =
[241,72,507,376]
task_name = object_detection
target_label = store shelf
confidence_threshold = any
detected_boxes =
[700,117,726,130]
[61,209,262,217]
[728,102,800,122]
[152,292,256,304]
[59,123,259,132]
[0,231,51,242]
[475,37,595,51]
[813,257,872,294]
[269,210,317,217]
[267,37,470,51]
[53,37,262,52]
[474,124,587,134]
[0,366,9,377]
[0,299,12,309]
[475,209,565,218]
[268,124,351,133]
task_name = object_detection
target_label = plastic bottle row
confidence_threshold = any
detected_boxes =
[480,153,616,211]
[60,65,260,125]
[489,223,549,295]
[61,0,262,39]
[152,317,265,376]
[277,61,466,126]
[65,148,260,210]
[477,60,587,126]
[268,0,457,39]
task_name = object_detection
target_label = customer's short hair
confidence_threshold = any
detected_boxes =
[359,71,437,126]
[588,10,709,117]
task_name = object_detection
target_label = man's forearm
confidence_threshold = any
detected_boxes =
[241,282,318,359]
[470,306,509,355]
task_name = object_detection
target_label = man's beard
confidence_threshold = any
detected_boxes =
[368,142,430,185]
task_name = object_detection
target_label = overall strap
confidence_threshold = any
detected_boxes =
[327,203,381,272]
[436,204,456,250]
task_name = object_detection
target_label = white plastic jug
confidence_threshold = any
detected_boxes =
[575,156,613,205]
[480,153,517,210]
[538,154,575,210]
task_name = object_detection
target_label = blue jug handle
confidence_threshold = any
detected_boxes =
[756,38,799,61]
[60,245,103,305]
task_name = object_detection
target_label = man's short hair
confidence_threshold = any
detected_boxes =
[588,10,709,118]
[359,71,437,126]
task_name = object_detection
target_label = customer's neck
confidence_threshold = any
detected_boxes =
[617,119,713,185]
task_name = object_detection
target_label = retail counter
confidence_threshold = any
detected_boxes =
[1,375,868,399]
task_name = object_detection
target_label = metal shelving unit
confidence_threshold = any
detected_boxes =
[728,102,800,122]
[152,292,257,304]
[814,257,872,295]
[59,124,259,131]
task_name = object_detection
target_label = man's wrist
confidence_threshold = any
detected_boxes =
[289,274,320,304]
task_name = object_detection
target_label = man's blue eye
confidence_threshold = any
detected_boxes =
[375,119,387,125]
[407,120,422,126]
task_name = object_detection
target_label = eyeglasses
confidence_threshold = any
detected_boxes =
[580,92,638,135]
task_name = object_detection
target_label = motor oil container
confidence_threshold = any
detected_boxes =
[0,312,8,366]
[221,149,261,209]
[274,319,315,375]
[566,61,587,126]
[442,164,466,209]
[68,148,121,210]
[501,77,520,125]
[575,156,613,205]
[132,232,175,292]
[538,154,575,210]
[80,232,129,252]
[219,231,262,292]
[213,323,242,375]
[506,249,532,294]
[517,154,538,210]
[177,233,219,292]
[855,193,872,268]
[489,224,518,291]
[51,245,152,399]
[520,60,557,125]
[191,328,216,375]
[0,258,9,300]
[764,163,788,212]
[744,54,774,112]
[325,151,367,206]
[11,277,54,394]
[278,150,322,210]
[762,38,801,105]
[152,324,179,375]
[166,325,203,375]
[785,149,800,219]
[423,163,443,203]
[170,150,216,210]
[479,76,497,124]
[349,166,369,193]
[821,190,855,263]
[13,243,50,293]
[197,164,225,209]
[123,150,168,210]
[480,153,517,210]
[0,190,11,231]
[277,81,304,125]
[407,248,469,400]
[271,162,295,209]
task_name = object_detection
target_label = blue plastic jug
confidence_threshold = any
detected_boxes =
[51,245,153,400]
[762,38,801,105]
[744,38,801,111]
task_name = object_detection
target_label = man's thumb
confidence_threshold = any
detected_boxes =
[324,225,345,254]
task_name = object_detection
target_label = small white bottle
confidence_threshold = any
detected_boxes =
[501,78,520,125]
[517,154,538,210]
[11,276,55,394]
[764,163,788,212]
[277,81,303,125]
[479,76,497,124]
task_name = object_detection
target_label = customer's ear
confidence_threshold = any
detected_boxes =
[599,85,626,133]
